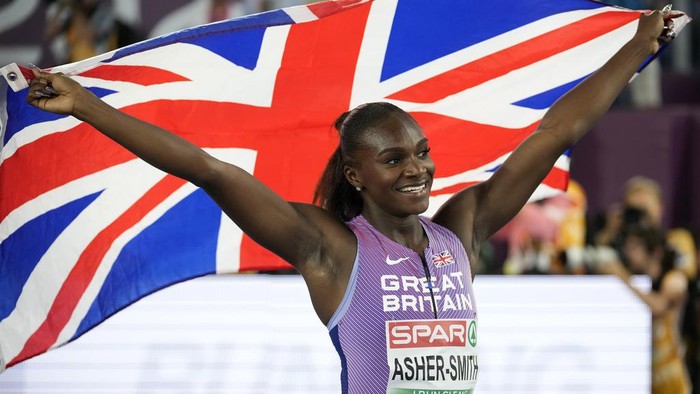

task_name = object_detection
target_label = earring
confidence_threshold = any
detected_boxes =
[356,186,362,192]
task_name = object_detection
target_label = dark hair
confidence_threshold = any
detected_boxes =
[313,102,406,221]
[623,225,678,291]
[623,224,666,255]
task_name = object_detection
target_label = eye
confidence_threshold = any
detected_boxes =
[385,157,401,165]
[418,147,431,157]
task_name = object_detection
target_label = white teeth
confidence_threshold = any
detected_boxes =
[398,184,426,193]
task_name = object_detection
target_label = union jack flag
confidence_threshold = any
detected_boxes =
[432,250,456,268]
[0,0,688,372]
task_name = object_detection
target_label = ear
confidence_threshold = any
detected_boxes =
[344,163,362,190]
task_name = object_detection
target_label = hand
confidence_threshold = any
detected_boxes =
[634,8,684,55]
[595,254,630,280]
[26,68,89,116]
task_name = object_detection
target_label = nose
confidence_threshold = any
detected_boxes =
[403,156,427,177]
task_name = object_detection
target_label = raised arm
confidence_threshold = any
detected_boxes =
[433,11,673,265]
[597,256,688,318]
[26,70,354,276]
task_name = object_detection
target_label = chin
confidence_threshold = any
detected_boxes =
[405,199,430,217]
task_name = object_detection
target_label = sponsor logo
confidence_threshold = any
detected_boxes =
[388,320,467,349]
[385,319,479,390]
[468,321,477,347]
[386,256,411,266]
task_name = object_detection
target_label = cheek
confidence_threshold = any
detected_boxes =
[424,158,436,175]
[362,165,397,187]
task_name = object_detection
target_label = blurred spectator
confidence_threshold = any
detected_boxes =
[149,0,265,38]
[686,275,700,394]
[594,176,699,393]
[495,180,587,275]
[597,225,692,394]
[594,176,697,280]
[44,0,142,64]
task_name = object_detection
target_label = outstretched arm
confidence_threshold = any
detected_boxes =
[434,11,673,266]
[26,70,354,274]
[597,257,688,318]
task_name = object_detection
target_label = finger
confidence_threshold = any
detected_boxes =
[42,72,67,88]
[28,69,66,95]
[30,66,57,83]
[44,85,59,95]
[670,11,685,18]
[660,4,672,17]
[33,90,51,98]
[27,87,48,104]
[661,21,676,40]
[29,76,51,89]
[30,65,44,78]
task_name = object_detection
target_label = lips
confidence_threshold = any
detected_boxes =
[397,182,429,194]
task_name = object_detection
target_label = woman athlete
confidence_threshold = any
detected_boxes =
[27,10,675,394]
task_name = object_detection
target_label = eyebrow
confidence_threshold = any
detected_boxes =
[377,138,430,156]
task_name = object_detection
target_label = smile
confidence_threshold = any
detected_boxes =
[397,183,428,194]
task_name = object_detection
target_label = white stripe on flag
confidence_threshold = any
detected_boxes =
[351,6,622,109]
[284,5,319,23]
[0,341,5,374]
[0,160,168,363]
[52,148,256,349]
[53,178,200,349]
[425,17,638,127]
[211,148,258,274]
[1,27,290,165]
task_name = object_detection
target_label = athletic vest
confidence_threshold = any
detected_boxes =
[328,215,478,394]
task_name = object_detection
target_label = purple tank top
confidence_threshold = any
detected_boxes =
[328,215,478,393]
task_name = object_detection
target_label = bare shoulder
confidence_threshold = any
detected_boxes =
[290,202,357,269]
[661,269,688,300]
[290,203,354,239]
[290,203,358,323]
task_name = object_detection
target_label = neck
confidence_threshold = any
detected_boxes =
[361,208,427,253]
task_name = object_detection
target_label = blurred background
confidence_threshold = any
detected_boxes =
[0,0,698,392]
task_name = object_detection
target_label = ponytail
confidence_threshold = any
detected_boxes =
[313,145,363,221]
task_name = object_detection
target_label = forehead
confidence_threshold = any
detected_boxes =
[359,112,426,151]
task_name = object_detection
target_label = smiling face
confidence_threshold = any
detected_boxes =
[343,111,435,218]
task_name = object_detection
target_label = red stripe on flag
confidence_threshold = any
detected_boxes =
[430,181,480,197]
[1,3,372,229]
[8,174,187,367]
[79,65,190,86]
[412,112,541,177]
[238,2,372,271]
[388,11,639,103]
[307,0,366,19]
[542,165,569,190]
[0,125,136,223]
[430,165,568,197]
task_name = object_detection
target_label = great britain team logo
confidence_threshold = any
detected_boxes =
[431,250,455,268]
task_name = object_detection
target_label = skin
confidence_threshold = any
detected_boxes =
[27,12,675,325]
[595,237,690,392]
[597,236,687,319]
